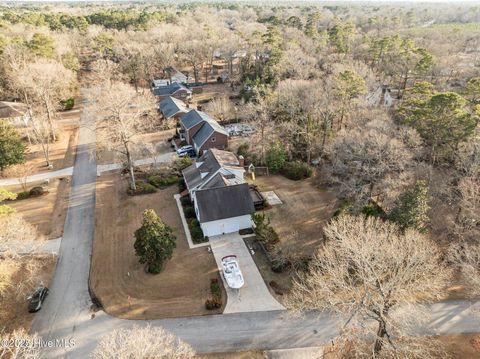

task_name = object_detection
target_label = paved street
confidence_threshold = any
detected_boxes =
[209,233,284,313]
[28,89,480,358]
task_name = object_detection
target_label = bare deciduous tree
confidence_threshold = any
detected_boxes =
[448,241,480,297]
[93,81,157,190]
[204,96,234,123]
[285,215,450,358]
[91,325,195,359]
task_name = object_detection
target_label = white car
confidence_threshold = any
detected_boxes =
[221,255,244,289]
[176,145,194,156]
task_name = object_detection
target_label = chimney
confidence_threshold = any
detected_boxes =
[238,155,245,167]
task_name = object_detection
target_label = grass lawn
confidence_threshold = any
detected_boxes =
[5,178,71,239]
[250,174,339,256]
[90,171,224,319]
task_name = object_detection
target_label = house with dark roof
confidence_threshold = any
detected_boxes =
[152,82,192,101]
[179,110,228,154]
[182,149,254,237]
[159,96,189,119]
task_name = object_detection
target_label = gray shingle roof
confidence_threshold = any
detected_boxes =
[180,110,208,130]
[181,149,241,191]
[153,83,191,97]
[159,96,189,119]
[195,183,254,223]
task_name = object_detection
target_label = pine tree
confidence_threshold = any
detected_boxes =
[390,180,430,233]
[134,209,176,274]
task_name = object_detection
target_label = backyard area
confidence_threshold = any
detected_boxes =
[90,171,224,319]
[251,174,339,256]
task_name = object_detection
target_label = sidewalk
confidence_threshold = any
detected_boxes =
[0,152,177,186]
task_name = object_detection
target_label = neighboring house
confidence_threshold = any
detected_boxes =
[159,96,189,120]
[152,82,192,101]
[164,67,188,84]
[182,149,254,237]
[179,110,228,154]
[0,101,30,127]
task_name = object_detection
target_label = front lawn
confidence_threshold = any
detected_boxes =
[90,171,224,319]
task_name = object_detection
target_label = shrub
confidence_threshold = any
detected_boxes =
[190,225,204,241]
[237,143,250,158]
[281,161,313,180]
[332,200,353,219]
[271,259,286,273]
[127,181,157,196]
[148,175,179,188]
[205,297,222,310]
[252,213,279,251]
[16,191,31,200]
[180,196,192,207]
[178,178,186,192]
[29,186,45,196]
[60,98,75,111]
[362,202,383,218]
[266,142,286,173]
[210,282,221,299]
[175,156,193,170]
[183,206,196,219]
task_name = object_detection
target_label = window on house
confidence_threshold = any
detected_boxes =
[211,137,216,142]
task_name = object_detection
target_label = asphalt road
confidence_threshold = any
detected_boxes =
[29,92,480,358]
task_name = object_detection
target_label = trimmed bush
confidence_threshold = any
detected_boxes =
[180,196,192,207]
[29,186,45,196]
[148,174,179,188]
[16,191,31,200]
[190,225,204,241]
[281,161,313,180]
[183,206,196,219]
[127,181,157,196]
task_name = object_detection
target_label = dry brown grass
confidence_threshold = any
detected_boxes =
[0,255,57,333]
[250,174,339,256]
[90,171,224,319]
[4,177,71,239]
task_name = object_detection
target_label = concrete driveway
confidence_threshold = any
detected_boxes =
[209,233,284,313]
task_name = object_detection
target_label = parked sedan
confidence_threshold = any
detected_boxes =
[27,285,49,313]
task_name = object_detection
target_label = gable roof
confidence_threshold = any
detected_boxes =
[195,183,254,223]
[182,149,241,190]
[180,109,210,130]
[153,82,191,97]
[159,96,189,118]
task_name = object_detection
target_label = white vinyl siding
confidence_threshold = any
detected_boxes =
[200,215,252,237]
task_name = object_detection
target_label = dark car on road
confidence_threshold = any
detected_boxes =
[27,286,49,313]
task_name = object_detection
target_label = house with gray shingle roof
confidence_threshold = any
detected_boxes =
[182,149,254,237]
[152,82,192,101]
[179,110,228,154]
[159,96,189,119]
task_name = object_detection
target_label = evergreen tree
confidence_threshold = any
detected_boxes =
[27,33,55,58]
[134,209,176,274]
[0,121,26,171]
[0,188,17,215]
[266,141,286,173]
[390,180,430,233]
